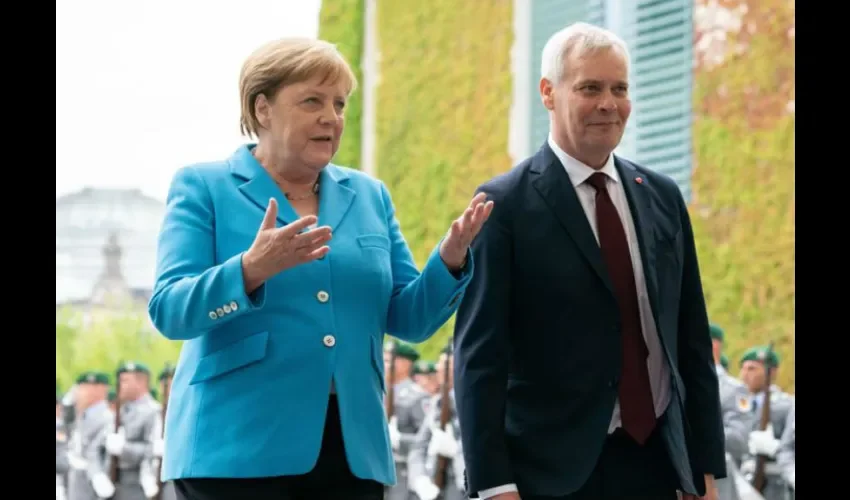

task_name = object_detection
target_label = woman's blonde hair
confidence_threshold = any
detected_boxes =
[239,37,358,138]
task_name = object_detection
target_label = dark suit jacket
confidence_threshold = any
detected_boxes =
[453,143,726,497]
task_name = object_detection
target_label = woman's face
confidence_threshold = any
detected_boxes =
[256,74,347,171]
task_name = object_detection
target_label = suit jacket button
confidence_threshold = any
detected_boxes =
[208,311,217,320]
[317,291,330,303]
[230,301,239,311]
[323,335,336,347]
[216,308,225,317]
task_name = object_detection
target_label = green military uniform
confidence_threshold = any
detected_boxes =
[67,371,116,500]
[737,346,795,500]
[385,340,429,500]
[107,361,163,500]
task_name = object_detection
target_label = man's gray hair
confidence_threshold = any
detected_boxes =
[540,22,630,84]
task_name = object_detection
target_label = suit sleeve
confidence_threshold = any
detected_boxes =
[148,166,266,340]
[776,404,795,481]
[407,410,434,485]
[120,408,161,467]
[381,182,473,342]
[453,186,514,494]
[674,190,727,479]
[85,419,112,482]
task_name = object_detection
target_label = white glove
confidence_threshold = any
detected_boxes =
[140,472,160,498]
[388,416,401,451]
[748,424,780,458]
[106,427,126,456]
[153,438,165,457]
[56,484,67,500]
[412,475,441,500]
[91,472,115,499]
[67,451,88,470]
[740,458,755,476]
[427,425,459,459]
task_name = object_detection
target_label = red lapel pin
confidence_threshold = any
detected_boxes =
[635,177,643,184]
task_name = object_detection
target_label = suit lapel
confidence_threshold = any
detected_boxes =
[530,143,614,296]
[231,145,299,226]
[615,157,662,320]
[317,165,356,231]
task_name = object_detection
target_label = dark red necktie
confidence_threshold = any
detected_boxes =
[586,172,656,444]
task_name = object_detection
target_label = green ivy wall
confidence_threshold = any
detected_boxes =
[373,1,514,359]
[318,1,794,383]
[318,0,365,169]
[692,0,795,391]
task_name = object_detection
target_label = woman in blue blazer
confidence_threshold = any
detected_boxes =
[148,37,493,500]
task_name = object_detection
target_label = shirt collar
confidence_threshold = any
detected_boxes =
[547,133,619,187]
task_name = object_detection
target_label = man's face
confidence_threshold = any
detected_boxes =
[739,361,775,392]
[541,46,631,166]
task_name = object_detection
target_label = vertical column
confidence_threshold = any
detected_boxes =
[361,0,379,176]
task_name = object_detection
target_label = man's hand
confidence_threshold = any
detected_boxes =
[682,474,718,500]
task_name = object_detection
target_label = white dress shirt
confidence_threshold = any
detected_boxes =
[477,136,672,499]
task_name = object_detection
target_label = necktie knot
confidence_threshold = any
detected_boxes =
[586,172,609,193]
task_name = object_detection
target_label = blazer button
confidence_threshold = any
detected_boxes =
[208,311,217,320]
[323,335,336,347]
[230,301,239,311]
[216,307,225,317]
[317,291,330,303]
[223,304,232,314]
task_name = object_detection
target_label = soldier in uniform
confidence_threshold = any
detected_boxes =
[776,404,795,499]
[149,364,177,500]
[707,324,750,500]
[412,361,439,395]
[408,341,465,500]
[384,340,430,500]
[67,371,116,500]
[57,392,70,500]
[105,362,163,500]
[736,346,794,500]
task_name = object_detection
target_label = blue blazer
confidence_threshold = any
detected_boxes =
[149,145,472,483]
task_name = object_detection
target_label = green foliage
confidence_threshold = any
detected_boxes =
[319,0,365,170]
[56,308,182,394]
[376,1,514,360]
[692,0,795,391]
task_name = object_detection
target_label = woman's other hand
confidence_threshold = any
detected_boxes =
[439,192,494,272]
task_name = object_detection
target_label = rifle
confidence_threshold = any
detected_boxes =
[385,341,397,419]
[751,341,775,493]
[154,366,173,500]
[432,341,454,491]
[109,374,122,484]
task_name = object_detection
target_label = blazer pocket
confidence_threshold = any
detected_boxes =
[189,331,270,385]
[357,234,391,252]
[370,336,386,393]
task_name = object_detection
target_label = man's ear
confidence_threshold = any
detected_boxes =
[540,78,555,111]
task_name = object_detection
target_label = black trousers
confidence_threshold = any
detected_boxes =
[175,395,384,500]
[526,422,681,500]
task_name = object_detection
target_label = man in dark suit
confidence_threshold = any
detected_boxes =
[453,22,726,500]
